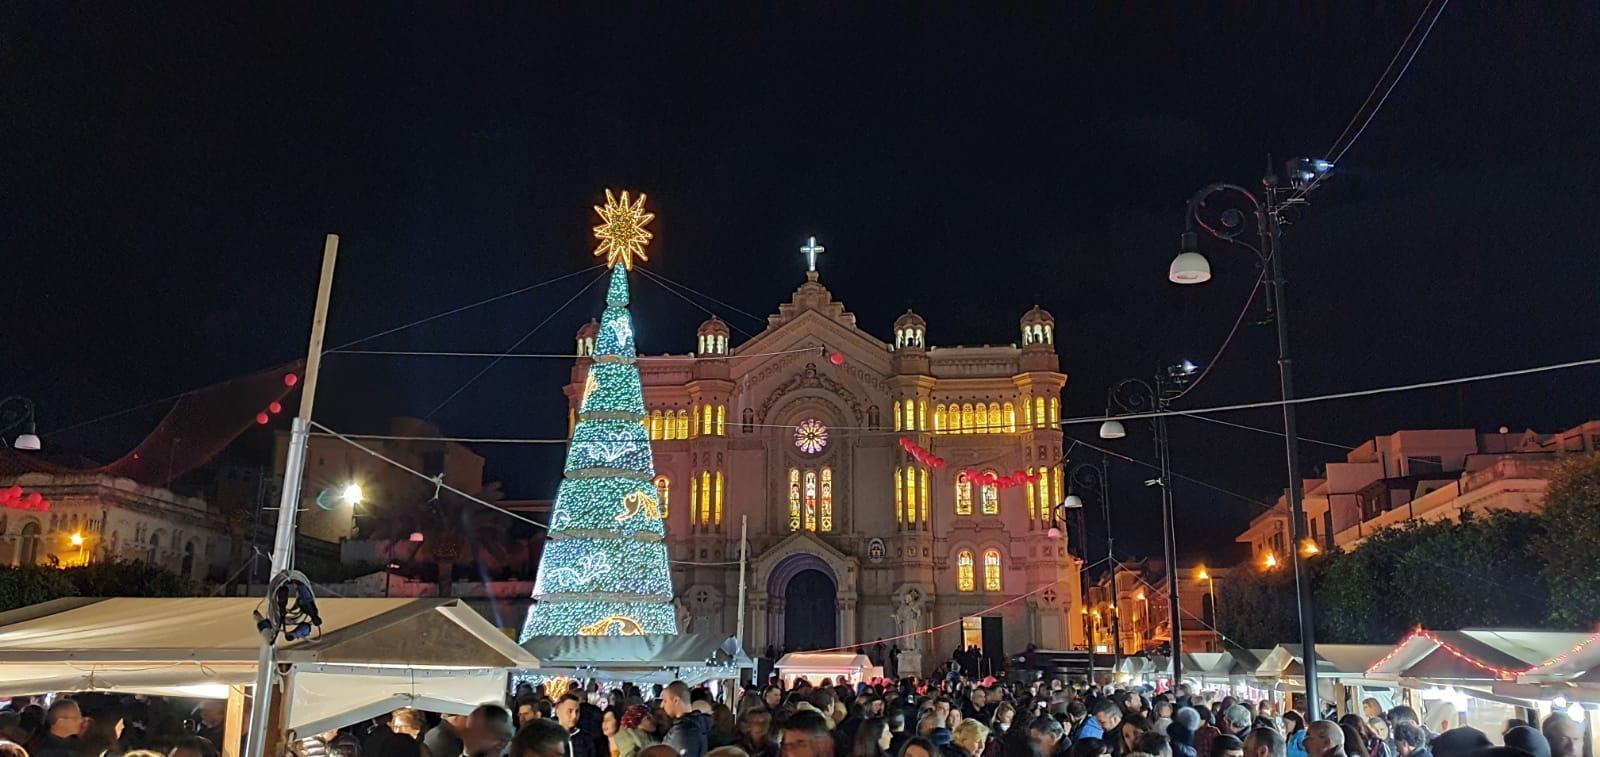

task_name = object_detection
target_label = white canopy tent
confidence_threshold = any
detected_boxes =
[0,597,539,746]
[775,652,880,687]
[520,633,754,685]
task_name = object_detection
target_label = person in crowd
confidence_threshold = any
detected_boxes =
[1073,738,1113,757]
[1385,709,1418,729]
[895,736,936,757]
[1282,712,1307,757]
[1169,708,1200,757]
[763,689,785,712]
[466,704,516,757]
[1361,702,1384,721]
[1121,715,1152,755]
[1211,735,1244,757]
[1428,728,1492,757]
[851,720,892,757]
[664,683,711,757]
[1242,727,1286,757]
[1139,733,1173,757]
[0,740,29,757]
[780,711,835,757]
[884,712,909,757]
[1388,726,1427,757]
[1302,722,1345,757]
[1152,702,1175,735]
[1219,708,1251,741]
[1120,693,1145,719]
[989,703,1015,736]
[616,705,660,757]
[603,708,623,755]
[511,719,570,757]
[1078,700,1123,743]
[640,746,681,757]
[1365,719,1390,754]
[167,736,214,757]
[1339,715,1391,757]
[950,721,989,757]
[425,713,467,757]
[1541,714,1581,757]
[1504,726,1550,757]
[1030,713,1070,757]
[708,705,739,751]
[557,695,597,757]
[1420,704,1456,739]
[1190,707,1221,757]
[914,713,940,741]
[29,699,84,757]
[734,710,776,757]
[191,702,225,753]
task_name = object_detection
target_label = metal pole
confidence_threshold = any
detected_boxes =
[244,234,340,757]
[1261,203,1322,720]
[1156,406,1183,690]
[735,515,748,643]
[1101,456,1121,674]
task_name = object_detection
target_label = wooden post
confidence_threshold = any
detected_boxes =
[222,685,248,757]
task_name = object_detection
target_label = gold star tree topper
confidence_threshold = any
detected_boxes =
[592,188,655,270]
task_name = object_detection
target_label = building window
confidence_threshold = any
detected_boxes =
[803,470,818,531]
[742,408,755,434]
[700,471,712,526]
[920,468,929,524]
[650,410,663,440]
[788,468,802,531]
[893,401,902,431]
[955,471,973,516]
[1026,467,1037,521]
[919,400,928,431]
[1034,397,1046,428]
[980,470,999,515]
[988,403,1001,433]
[904,466,918,525]
[1050,397,1060,424]
[714,471,724,526]
[962,403,975,434]
[902,401,916,431]
[794,418,829,455]
[676,410,689,440]
[654,475,671,518]
[867,405,881,430]
[895,466,904,523]
[957,550,975,592]
[18,522,40,566]
[976,404,989,434]
[716,405,726,436]
[983,549,1002,591]
[1005,402,1017,432]
[820,467,833,531]
[1036,473,1050,518]
[934,404,947,433]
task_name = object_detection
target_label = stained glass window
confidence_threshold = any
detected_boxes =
[700,470,712,526]
[976,404,989,434]
[955,471,973,516]
[988,403,1001,432]
[1026,467,1037,521]
[1005,402,1017,432]
[676,410,689,439]
[820,467,833,532]
[984,549,1003,591]
[957,550,975,592]
[894,466,903,523]
[788,468,801,531]
[654,475,670,518]
[981,469,1000,515]
[804,470,818,531]
[904,467,917,524]
[934,404,946,433]
[794,418,828,454]
[714,471,724,526]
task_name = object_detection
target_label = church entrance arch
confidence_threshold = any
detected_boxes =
[766,552,840,651]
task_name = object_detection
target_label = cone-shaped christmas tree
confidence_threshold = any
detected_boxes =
[521,189,679,638]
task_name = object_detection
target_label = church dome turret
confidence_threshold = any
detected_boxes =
[575,318,600,357]
[1020,305,1054,348]
[893,309,927,351]
[697,316,730,355]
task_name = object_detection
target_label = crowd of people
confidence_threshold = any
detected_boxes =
[0,677,1588,757]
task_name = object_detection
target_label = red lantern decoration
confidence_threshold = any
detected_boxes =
[268,401,283,414]
[828,351,845,366]
[256,412,271,425]
[284,373,299,387]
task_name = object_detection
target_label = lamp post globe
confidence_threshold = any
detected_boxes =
[1098,419,1127,439]
[1062,494,1085,511]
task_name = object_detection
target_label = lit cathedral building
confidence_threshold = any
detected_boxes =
[562,258,1083,673]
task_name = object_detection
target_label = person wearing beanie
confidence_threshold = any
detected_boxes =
[1429,728,1491,757]
[1503,726,1550,757]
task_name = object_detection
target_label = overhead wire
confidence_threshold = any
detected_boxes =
[325,345,826,362]
[635,270,759,339]
[424,269,609,418]
[635,267,769,328]
[1168,269,1267,402]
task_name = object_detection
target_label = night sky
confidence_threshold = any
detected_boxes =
[6,4,1599,565]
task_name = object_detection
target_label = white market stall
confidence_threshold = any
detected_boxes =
[1254,643,1392,716]
[0,597,539,755]
[775,652,881,687]
[520,633,754,686]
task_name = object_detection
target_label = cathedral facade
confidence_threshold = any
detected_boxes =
[563,268,1084,673]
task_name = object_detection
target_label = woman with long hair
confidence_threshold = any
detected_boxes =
[1282,711,1308,757]
[612,705,657,757]
[852,719,892,757]
[1339,714,1391,757]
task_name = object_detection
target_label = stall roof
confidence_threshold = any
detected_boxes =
[1366,628,1594,683]
[520,633,752,682]
[1257,644,1392,680]
[1519,630,1600,684]
[0,596,537,731]
[776,652,872,671]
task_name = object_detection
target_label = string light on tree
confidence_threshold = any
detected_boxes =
[521,189,678,639]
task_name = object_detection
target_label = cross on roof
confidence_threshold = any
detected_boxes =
[800,236,825,272]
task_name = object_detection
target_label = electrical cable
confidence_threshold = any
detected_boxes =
[1169,269,1267,402]
[425,269,609,418]
[635,267,769,328]
[636,270,759,339]
[326,345,826,362]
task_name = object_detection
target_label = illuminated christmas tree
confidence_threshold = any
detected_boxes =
[521,189,679,638]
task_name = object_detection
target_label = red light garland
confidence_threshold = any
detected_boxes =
[0,485,51,512]
[1366,626,1600,680]
[961,467,1042,490]
[899,437,945,469]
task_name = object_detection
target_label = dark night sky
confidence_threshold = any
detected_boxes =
[5,4,1598,565]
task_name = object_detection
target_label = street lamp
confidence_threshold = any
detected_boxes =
[1197,567,1220,650]
[1174,158,1330,719]
[70,532,85,566]
[1100,366,1196,688]
[1060,456,1121,671]
[0,397,42,451]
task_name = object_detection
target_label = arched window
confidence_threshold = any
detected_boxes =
[1053,466,1065,516]
[742,408,755,433]
[894,466,904,524]
[983,549,1002,591]
[981,469,1000,515]
[919,400,928,431]
[904,467,917,524]
[975,404,989,434]
[933,404,946,433]
[893,401,902,432]
[676,410,690,439]
[819,468,833,532]
[18,522,41,566]
[902,400,916,431]
[1023,399,1033,428]
[962,403,975,433]
[867,405,881,430]
[803,470,819,531]
[1025,467,1038,522]
[690,475,700,524]
[988,403,1001,433]
[955,471,973,516]
[1050,397,1060,424]
[1004,402,1017,432]
[182,541,197,577]
[1036,473,1051,518]
[1034,397,1046,428]
[957,550,975,592]
[919,468,930,524]
[788,469,802,531]
[654,475,671,518]
[714,471,724,526]
[700,471,713,526]
[700,405,712,436]
[716,405,726,436]
[650,410,663,440]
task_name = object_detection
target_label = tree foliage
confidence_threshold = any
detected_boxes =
[1538,454,1600,626]
[0,567,77,612]
[0,558,199,613]
[1215,567,1299,649]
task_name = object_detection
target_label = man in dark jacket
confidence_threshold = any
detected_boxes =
[663,682,710,757]
[29,700,83,757]
[557,694,598,757]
